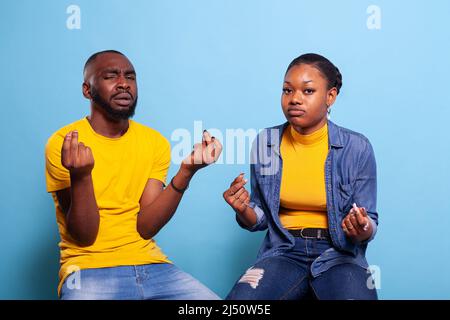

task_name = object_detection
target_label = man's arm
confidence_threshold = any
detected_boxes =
[136,168,193,239]
[136,130,222,240]
[58,131,99,246]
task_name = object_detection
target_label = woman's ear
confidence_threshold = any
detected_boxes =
[326,87,338,107]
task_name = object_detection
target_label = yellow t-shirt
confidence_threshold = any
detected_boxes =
[279,123,329,229]
[45,117,171,295]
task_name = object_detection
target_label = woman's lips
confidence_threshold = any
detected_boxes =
[287,109,306,116]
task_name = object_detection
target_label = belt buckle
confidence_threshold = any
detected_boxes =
[300,228,316,239]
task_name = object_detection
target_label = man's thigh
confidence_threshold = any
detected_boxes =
[60,266,140,300]
[141,263,220,300]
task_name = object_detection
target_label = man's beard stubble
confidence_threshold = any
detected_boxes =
[90,87,137,121]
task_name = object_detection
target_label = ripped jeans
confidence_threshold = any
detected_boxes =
[226,237,378,300]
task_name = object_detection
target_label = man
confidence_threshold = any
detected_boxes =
[45,50,222,299]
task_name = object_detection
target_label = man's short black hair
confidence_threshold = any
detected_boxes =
[83,50,125,73]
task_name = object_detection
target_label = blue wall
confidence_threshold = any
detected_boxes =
[1,0,449,299]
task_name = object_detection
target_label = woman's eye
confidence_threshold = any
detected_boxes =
[282,88,292,94]
[304,88,315,94]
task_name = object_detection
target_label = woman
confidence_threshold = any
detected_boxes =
[223,53,378,300]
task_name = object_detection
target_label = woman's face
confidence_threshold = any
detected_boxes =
[281,63,337,135]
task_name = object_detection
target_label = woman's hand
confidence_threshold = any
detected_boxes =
[223,173,250,215]
[181,130,222,175]
[341,203,373,243]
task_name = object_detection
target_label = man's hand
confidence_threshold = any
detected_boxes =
[341,203,373,243]
[61,131,94,178]
[181,130,222,175]
[223,173,250,215]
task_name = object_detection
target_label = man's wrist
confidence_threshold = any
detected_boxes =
[178,166,195,180]
[70,171,92,183]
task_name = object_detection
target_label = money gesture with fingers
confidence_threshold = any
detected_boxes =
[181,130,222,174]
[61,131,95,177]
[223,173,250,215]
[341,203,373,243]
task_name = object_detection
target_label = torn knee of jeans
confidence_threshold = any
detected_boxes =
[238,267,264,289]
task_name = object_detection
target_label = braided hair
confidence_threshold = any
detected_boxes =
[286,53,342,94]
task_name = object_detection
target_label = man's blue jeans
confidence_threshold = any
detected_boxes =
[60,263,220,300]
[226,237,378,300]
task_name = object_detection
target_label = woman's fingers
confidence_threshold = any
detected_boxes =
[349,213,364,233]
[343,216,358,237]
[230,173,245,186]
[223,179,247,202]
[354,208,369,230]
[231,187,246,204]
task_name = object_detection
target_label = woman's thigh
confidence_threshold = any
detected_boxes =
[311,263,378,300]
[226,256,310,300]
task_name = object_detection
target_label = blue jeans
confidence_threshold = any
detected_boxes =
[226,237,378,300]
[60,263,220,300]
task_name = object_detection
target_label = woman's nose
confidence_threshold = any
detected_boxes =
[290,91,303,104]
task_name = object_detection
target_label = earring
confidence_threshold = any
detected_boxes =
[327,106,331,120]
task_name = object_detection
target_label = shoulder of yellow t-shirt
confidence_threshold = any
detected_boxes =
[129,120,171,149]
[45,118,87,152]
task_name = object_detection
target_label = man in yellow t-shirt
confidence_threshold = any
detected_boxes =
[45,50,222,300]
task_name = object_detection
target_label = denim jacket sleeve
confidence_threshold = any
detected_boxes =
[235,135,269,232]
[353,139,379,244]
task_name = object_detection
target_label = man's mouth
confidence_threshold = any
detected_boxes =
[112,93,133,106]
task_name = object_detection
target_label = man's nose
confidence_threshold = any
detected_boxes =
[117,75,131,90]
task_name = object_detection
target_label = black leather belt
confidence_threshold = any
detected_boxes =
[288,228,330,240]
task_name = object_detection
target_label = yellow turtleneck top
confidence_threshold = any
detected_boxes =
[279,122,329,229]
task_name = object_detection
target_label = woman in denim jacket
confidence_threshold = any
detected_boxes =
[224,53,378,300]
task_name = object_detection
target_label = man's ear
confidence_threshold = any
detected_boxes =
[82,82,91,99]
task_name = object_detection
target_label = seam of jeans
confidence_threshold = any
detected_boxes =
[309,278,320,299]
[134,266,145,299]
[279,272,308,300]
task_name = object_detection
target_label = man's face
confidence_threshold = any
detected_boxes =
[84,52,138,121]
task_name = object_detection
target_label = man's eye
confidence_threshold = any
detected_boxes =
[126,75,136,80]
[104,75,116,79]
[282,88,292,94]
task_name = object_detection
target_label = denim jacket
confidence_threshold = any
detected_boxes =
[237,120,378,277]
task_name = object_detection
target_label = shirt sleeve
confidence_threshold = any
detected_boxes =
[353,139,378,243]
[45,132,70,193]
[236,132,269,232]
[148,134,171,186]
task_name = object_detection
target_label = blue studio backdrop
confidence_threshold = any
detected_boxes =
[1,0,449,299]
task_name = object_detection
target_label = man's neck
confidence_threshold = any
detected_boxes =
[87,110,129,138]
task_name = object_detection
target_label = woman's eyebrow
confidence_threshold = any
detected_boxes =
[284,80,313,84]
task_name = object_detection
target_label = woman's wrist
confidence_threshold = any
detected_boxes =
[236,206,257,227]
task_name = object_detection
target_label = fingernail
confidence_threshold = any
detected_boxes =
[244,179,248,183]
